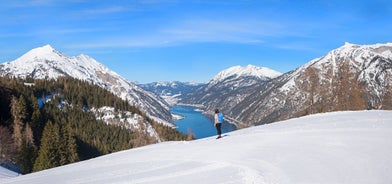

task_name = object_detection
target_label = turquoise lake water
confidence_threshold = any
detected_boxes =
[171,105,236,139]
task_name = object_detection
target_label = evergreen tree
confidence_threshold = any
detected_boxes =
[59,123,79,165]
[19,123,37,174]
[33,120,61,172]
[30,94,43,144]
[11,96,24,151]
[18,95,28,123]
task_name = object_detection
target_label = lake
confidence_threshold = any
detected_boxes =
[171,105,236,139]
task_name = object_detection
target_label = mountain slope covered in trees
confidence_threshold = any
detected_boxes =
[0,77,187,174]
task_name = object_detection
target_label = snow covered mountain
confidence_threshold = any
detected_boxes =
[139,81,204,97]
[228,42,392,126]
[2,110,392,184]
[209,64,281,86]
[0,45,172,125]
[139,81,205,105]
[182,65,281,118]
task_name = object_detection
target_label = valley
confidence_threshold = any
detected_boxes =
[1,42,391,181]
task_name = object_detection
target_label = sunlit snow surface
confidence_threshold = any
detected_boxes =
[0,167,19,179]
[2,110,392,184]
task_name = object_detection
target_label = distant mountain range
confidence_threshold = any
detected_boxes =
[2,42,391,129]
[142,42,392,127]
[0,45,172,126]
[139,81,205,105]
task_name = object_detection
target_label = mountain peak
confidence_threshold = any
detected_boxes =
[339,42,392,52]
[41,44,55,50]
[211,64,281,83]
[343,42,356,47]
[15,44,65,63]
[28,44,56,55]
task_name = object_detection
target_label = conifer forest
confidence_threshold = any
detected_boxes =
[0,77,187,174]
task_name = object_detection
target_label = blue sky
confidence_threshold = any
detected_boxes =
[1,0,391,83]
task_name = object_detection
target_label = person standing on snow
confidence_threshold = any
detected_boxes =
[214,109,223,139]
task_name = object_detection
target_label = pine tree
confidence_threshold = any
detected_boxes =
[19,123,37,174]
[59,123,79,165]
[33,120,61,172]
[30,94,43,144]
[18,95,28,123]
[11,96,24,151]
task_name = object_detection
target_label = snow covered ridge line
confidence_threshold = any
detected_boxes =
[3,110,392,184]
[280,41,392,93]
[0,44,173,126]
[210,64,282,84]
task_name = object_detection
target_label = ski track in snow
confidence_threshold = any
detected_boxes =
[2,110,392,184]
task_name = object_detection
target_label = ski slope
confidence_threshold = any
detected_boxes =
[2,110,392,184]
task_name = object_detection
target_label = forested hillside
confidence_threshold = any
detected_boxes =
[0,77,187,174]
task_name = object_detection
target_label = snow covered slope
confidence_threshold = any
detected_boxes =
[210,64,281,85]
[3,110,392,184]
[0,166,19,181]
[0,45,172,125]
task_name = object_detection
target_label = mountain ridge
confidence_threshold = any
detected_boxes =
[0,45,173,126]
[210,64,281,85]
[227,42,392,126]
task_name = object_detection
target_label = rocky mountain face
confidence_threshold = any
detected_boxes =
[226,42,392,126]
[0,45,172,126]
